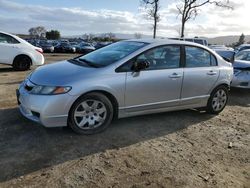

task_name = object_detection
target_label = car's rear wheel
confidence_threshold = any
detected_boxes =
[68,92,114,135]
[206,85,228,114]
[13,55,31,71]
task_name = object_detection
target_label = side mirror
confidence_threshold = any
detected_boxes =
[132,59,150,72]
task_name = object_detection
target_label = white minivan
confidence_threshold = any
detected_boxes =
[0,31,44,71]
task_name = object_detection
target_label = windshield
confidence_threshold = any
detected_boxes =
[235,51,250,61]
[77,41,148,67]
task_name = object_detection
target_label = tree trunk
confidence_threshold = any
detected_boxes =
[153,1,158,39]
[153,19,157,39]
[181,18,185,38]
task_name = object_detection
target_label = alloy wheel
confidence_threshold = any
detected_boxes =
[73,100,107,130]
[212,89,227,112]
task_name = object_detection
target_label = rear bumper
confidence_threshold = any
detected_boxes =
[32,53,44,66]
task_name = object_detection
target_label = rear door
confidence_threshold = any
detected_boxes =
[181,46,219,104]
[0,33,20,65]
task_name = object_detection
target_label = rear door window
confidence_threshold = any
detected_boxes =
[185,46,217,67]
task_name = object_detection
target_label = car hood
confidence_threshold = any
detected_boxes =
[233,60,250,69]
[30,60,96,86]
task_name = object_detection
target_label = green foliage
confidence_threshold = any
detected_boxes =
[46,30,61,40]
[232,33,246,47]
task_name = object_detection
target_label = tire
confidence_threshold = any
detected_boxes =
[68,92,114,135]
[13,55,31,71]
[206,85,229,114]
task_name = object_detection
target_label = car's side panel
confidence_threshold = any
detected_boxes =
[181,67,220,98]
[0,43,19,64]
[68,73,127,109]
[124,68,184,112]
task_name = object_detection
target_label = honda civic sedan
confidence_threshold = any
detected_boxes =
[17,39,233,134]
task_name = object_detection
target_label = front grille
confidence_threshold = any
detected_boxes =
[31,111,40,118]
[240,82,249,86]
[24,80,35,91]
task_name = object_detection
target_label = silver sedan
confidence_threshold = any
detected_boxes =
[17,39,233,134]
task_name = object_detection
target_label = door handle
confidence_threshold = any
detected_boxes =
[207,70,217,75]
[169,73,182,79]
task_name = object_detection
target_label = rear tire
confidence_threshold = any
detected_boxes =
[68,92,114,135]
[13,55,31,71]
[206,85,228,114]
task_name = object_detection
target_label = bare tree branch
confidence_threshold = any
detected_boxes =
[141,0,160,39]
[177,0,233,37]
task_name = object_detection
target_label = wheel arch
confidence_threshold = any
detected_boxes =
[70,90,119,120]
[13,54,33,66]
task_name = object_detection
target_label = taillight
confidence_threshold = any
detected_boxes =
[36,49,43,54]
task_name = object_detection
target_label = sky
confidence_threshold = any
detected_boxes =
[0,0,249,38]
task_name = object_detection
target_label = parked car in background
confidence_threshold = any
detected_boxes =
[39,41,54,53]
[94,42,112,49]
[54,43,76,53]
[17,39,233,134]
[75,42,95,54]
[214,49,235,63]
[209,45,234,51]
[0,31,44,71]
[70,42,78,47]
[169,37,208,46]
[235,44,250,53]
[231,49,250,88]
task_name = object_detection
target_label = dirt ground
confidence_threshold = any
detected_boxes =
[0,53,249,188]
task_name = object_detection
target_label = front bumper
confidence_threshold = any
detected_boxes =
[231,71,250,89]
[17,81,78,127]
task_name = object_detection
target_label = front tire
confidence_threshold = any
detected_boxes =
[68,93,114,135]
[206,85,228,114]
[13,55,31,71]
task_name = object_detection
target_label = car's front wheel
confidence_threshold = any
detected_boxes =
[206,85,229,114]
[68,92,114,135]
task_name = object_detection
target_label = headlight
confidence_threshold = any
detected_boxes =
[30,85,71,95]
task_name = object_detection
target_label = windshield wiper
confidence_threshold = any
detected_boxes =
[77,58,99,68]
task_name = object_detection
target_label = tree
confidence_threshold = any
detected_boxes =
[134,33,143,39]
[46,30,61,40]
[141,0,160,39]
[28,26,46,39]
[82,33,95,42]
[176,0,232,38]
[100,33,116,41]
[232,33,246,47]
[237,33,245,45]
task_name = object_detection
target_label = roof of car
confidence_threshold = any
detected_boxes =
[214,48,235,52]
[126,38,205,47]
[240,49,250,52]
[239,44,250,47]
[0,31,17,38]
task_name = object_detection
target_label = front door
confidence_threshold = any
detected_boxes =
[124,45,183,112]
